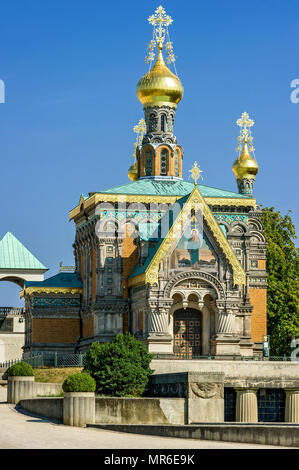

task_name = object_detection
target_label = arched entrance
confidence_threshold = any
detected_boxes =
[173,308,202,359]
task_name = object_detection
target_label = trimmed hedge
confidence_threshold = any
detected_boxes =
[62,372,96,393]
[84,333,153,397]
[7,361,34,377]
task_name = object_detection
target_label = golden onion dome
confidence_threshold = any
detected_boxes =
[137,46,183,109]
[232,139,259,180]
[128,160,138,182]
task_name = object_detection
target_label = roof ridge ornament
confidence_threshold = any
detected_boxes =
[189,162,203,186]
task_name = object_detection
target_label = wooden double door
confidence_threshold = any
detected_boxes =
[173,308,202,359]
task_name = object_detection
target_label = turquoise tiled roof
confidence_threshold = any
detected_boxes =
[25,272,82,288]
[0,232,47,270]
[99,179,251,199]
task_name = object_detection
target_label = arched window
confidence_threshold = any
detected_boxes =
[149,114,157,132]
[167,115,174,132]
[174,150,179,177]
[161,114,166,132]
[145,150,152,176]
[160,149,168,175]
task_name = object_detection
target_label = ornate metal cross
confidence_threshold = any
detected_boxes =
[189,162,203,185]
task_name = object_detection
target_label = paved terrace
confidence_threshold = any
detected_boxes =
[0,388,290,449]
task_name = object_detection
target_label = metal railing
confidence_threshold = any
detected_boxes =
[0,352,86,370]
[154,354,296,361]
[0,307,24,316]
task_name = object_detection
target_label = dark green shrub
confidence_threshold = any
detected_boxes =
[7,361,34,376]
[84,333,154,397]
[62,372,96,393]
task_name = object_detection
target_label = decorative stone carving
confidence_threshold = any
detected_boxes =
[164,271,225,299]
[190,383,223,399]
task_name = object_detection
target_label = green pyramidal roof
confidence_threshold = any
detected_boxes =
[98,179,251,199]
[0,232,47,270]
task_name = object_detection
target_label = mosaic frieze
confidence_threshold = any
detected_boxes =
[213,214,248,224]
[33,297,81,307]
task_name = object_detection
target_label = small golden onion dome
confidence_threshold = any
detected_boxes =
[232,139,259,180]
[137,46,183,109]
[128,160,138,182]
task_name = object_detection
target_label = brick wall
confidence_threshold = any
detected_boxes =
[258,259,266,270]
[249,288,267,343]
[32,318,80,343]
[82,316,94,338]
[122,224,139,298]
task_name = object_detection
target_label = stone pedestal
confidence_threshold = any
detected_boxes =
[285,389,299,423]
[211,334,240,357]
[7,376,35,404]
[188,372,225,424]
[63,392,95,427]
[235,388,258,422]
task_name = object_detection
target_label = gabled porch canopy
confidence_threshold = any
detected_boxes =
[0,232,48,288]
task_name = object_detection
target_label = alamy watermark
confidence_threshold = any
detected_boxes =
[0,79,4,103]
[290,79,299,103]
[94,199,204,245]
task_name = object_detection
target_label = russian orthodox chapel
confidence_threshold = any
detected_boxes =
[22,7,267,359]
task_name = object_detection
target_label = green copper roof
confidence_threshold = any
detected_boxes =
[99,179,251,199]
[25,272,82,288]
[0,232,47,271]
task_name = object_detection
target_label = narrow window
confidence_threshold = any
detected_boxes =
[174,150,179,176]
[160,149,168,175]
[145,150,152,176]
[149,114,157,132]
[161,114,166,132]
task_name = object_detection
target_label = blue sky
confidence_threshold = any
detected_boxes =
[1,0,299,305]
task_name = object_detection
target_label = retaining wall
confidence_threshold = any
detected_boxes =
[88,423,299,448]
[95,397,185,425]
[151,360,299,387]
[19,397,63,421]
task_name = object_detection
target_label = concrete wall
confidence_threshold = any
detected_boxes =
[151,360,299,387]
[7,378,62,404]
[19,398,63,421]
[0,333,25,363]
[90,423,299,448]
[35,382,63,396]
[18,396,185,426]
[95,397,185,425]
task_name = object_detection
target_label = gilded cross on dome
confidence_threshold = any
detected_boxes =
[145,6,176,66]
[189,162,203,185]
[133,118,146,149]
[236,111,255,154]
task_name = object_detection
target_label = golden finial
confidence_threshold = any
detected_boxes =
[128,118,146,182]
[189,162,203,186]
[145,6,176,67]
[133,118,146,149]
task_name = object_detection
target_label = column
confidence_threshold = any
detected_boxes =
[285,389,299,423]
[149,308,168,335]
[216,310,235,334]
[235,388,258,422]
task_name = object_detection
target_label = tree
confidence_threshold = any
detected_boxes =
[83,333,154,397]
[261,207,299,356]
